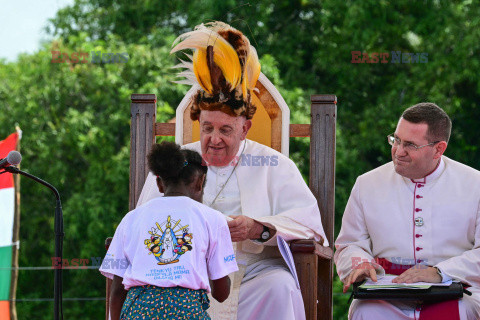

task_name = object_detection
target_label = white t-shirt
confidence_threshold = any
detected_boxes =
[100,196,238,291]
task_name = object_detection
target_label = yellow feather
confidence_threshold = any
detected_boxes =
[171,28,242,90]
[193,49,213,94]
[212,40,242,88]
[241,72,248,99]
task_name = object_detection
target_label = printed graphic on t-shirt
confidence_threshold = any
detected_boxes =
[144,215,193,265]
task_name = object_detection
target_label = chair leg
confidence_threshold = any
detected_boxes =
[317,259,333,320]
[294,252,318,320]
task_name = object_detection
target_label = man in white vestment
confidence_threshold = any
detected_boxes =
[335,102,480,320]
[137,22,328,320]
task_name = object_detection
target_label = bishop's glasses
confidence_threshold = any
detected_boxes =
[387,134,440,152]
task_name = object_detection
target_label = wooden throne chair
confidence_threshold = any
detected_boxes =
[105,73,336,320]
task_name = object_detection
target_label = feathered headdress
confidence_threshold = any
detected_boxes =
[171,21,261,120]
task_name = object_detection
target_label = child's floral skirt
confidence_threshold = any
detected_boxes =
[120,285,211,319]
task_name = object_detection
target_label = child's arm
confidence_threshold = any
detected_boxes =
[110,275,128,320]
[210,275,231,302]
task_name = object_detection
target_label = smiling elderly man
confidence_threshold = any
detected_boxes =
[335,103,480,320]
[136,22,327,320]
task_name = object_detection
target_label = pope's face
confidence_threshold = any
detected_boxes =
[199,110,251,167]
[391,118,439,179]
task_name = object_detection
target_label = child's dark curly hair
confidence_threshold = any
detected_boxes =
[147,142,207,186]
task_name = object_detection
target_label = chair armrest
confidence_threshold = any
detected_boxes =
[105,237,113,250]
[290,239,333,260]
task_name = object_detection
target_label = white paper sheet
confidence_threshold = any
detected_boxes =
[360,275,452,290]
[277,236,300,289]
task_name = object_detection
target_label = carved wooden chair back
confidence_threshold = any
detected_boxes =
[105,74,337,320]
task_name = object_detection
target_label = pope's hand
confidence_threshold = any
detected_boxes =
[392,266,441,284]
[343,262,377,293]
[227,215,263,242]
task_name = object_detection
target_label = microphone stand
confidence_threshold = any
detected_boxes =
[3,166,63,320]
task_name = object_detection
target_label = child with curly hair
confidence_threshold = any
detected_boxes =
[100,142,237,319]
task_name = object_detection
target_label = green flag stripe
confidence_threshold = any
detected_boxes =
[0,245,12,300]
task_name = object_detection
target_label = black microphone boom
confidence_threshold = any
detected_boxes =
[0,150,22,169]
[3,162,64,320]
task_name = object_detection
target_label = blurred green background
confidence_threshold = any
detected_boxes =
[1,0,479,319]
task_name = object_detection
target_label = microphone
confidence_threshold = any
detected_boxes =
[0,151,22,169]
[1,151,63,320]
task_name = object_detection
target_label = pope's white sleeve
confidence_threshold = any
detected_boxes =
[435,201,480,287]
[254,157,328,246]
[334,179,384,282]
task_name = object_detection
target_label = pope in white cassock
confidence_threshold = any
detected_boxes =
[137,21,328,320]
[335,103,480,320]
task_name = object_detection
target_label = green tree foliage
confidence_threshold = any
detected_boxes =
[0,34,183,319]
[1,1,479,318]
